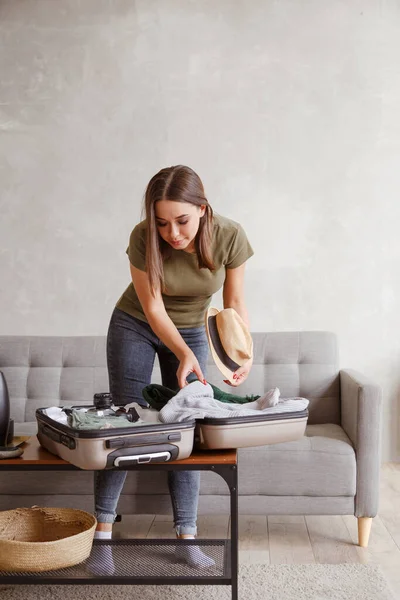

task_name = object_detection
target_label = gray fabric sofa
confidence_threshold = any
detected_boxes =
[0,331,382,547]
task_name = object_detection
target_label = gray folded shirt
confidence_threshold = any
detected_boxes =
[68,410,142,430]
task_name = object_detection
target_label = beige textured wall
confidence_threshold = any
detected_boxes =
[0,1,399,461]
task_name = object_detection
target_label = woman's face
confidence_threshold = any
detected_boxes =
[155,200,206,252]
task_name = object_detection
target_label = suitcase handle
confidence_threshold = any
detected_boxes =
[106,432,181,449]
[106,443,179,467]
[114,451,171,466]
[39,423,76,450]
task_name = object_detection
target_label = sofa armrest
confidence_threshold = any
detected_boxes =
[340,369,382,518]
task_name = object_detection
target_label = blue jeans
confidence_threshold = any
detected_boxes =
[94,307,209,535]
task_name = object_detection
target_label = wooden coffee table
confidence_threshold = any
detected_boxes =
[0,437,239,600]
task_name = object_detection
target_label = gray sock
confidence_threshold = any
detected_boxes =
[94,530,112,540]
[255,387,280,408]
[243,387,280,410]
[175,536,215,569]
[87,530,115,575]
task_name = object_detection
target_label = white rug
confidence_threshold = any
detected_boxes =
[0,564,395,600]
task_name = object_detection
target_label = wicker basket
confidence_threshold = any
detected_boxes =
[0,506,97,572]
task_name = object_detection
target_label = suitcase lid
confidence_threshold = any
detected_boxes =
[196,408,309,426]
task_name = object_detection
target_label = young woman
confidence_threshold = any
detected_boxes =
[95,165,254,568]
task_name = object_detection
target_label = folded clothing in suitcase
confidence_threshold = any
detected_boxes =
[36,405,195,470]
[144,380,309,451]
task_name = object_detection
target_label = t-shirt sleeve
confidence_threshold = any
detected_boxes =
[126,224,146,271]
[225,223,254,269]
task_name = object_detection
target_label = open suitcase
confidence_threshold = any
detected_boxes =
[194,408,309,450]
[36,399,309,466]
[36,406,196,470]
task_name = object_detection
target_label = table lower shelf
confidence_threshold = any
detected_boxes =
[0,539,232,585]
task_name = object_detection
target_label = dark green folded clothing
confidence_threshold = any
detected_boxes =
[142,380,260,411]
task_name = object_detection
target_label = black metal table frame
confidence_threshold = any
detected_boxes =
[0,459,239,600]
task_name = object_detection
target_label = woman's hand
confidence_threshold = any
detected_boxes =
[223,357,253,387]
[177,351,207,389]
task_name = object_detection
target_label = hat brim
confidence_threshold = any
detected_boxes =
[205,307,237,384]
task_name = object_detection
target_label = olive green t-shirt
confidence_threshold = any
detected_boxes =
[115,213,254,328]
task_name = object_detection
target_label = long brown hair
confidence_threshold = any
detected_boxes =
[142,165,215,296]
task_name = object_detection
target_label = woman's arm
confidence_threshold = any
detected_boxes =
[222,263,253,386]
[130,263,206,388]
[223,263,249,327]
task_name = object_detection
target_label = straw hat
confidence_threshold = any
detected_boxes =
[205,307,253,383]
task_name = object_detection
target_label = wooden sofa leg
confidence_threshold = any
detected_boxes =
[358,517,372,547]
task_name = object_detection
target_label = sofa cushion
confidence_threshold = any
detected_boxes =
[237,423,356,497]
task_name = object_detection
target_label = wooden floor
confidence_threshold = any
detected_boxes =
[114,462,400,598]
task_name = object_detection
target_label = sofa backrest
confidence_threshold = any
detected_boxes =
[0,331,339,426]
